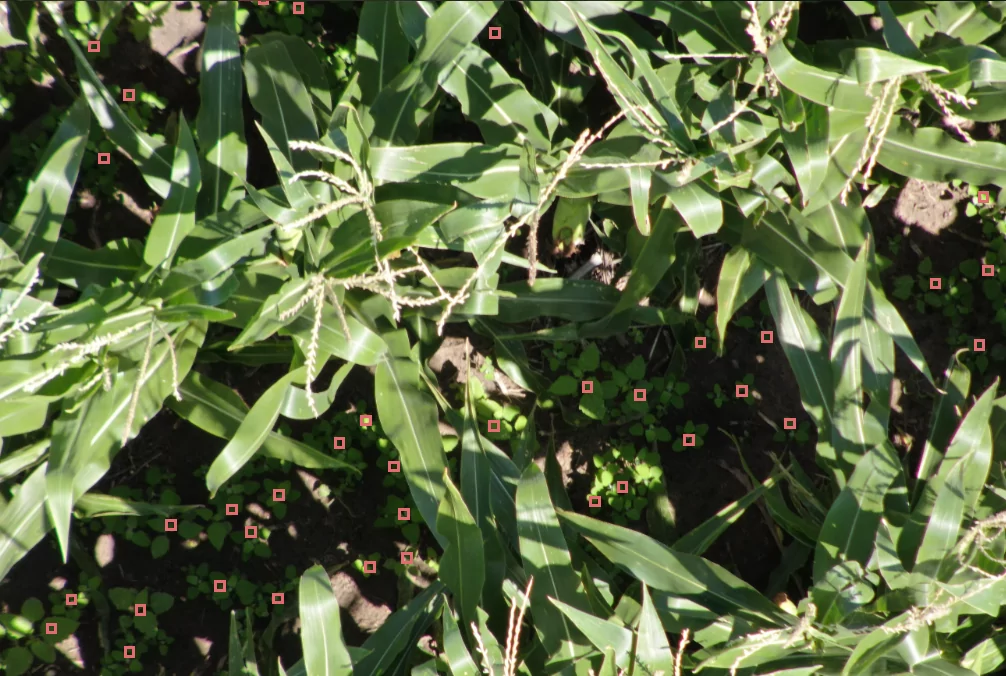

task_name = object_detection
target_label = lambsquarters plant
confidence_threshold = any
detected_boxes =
[3,0,1006,673]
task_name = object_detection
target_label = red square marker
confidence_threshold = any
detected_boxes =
[682,433,696,447]
[588,496,601,508]
[65,593,77,606]
[225,504,239,516]
[977,190,991,204]
[616,480,629,494]
[45,622,57,635]
[400,551,414,565]
[488,26,501,39]
[213,579,227,593]
[581,380,593,394]
[134,604,146,617]
[360,414,372,427]
[982,264,996,277]
[398,507,410,521]
[272,592,284,605]
[245,525,258,539]
[122,89,135,102]
[694,336,707,349]
[272,488,285,502]
[87,40,100,53]
[761,330,774,344]
[97,152,111,165]
[736,384,749,398]
[783,417,797,430]
[487,419,500,433]
[974,338,986,352]
[334,437,345,450]
[124,646,136,659]
[164,518,177,532]
[293,1,304,13]
[257,1,269,4]
[930,277,942,290]
[633,389,646,402]
[388,460,400,473]
[363,560,377,574]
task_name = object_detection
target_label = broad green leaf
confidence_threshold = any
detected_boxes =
[962,635,1006,674]
[230,277,311,350]
[636,585,675,676]
[558,509,789,628]
[255,122,314,211]
[73,492,190,519]
[368,1,501,145]
[496,278,622,322]
[715,247,769,351]
[299,565,353,676]
[144,115,201,269]
[610,205,680,316]
[765,275,837,474]
[725,203,934,387]
[0,463,50,583]
[205,368,305,498]
[283,310,388,367]
[169,371,352,469]
[158,225,276,302]
[439,43,558,151]
[457,364,520,542]
[196,1,246,216]
[570,10,689,151]
[0,399,49,440]
[775,89,829,206]
[0,440,49,482]
[829,240,882,479]
[550,597,632,668]
[355,583,445,676]
[375,356,448,547]
[280,362,354,421]
[813,442,901,582]
[933,1,1003,43]
[255,33,332,114]
[369,143,521,200]
[878,122,1006,188]
[356,2,410,107]
[915,381,999,576]
[437,470,484,626]
[769,41,875,115]
[517,464,591,661]
[44,321,202,566]
[44,238,140,289]
[878,1,923,57]
[667,179,722,238]
[442,607,480,676]
[244,40,319,172]
[674,474,776,556]
[46,7,172,198]
[1,98,88,262]
[850,47,947,84]
[914,350,972,498]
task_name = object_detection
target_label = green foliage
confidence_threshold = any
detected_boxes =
[2,0,1006,674]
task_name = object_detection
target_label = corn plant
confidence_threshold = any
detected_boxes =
[2,0,1006,674]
